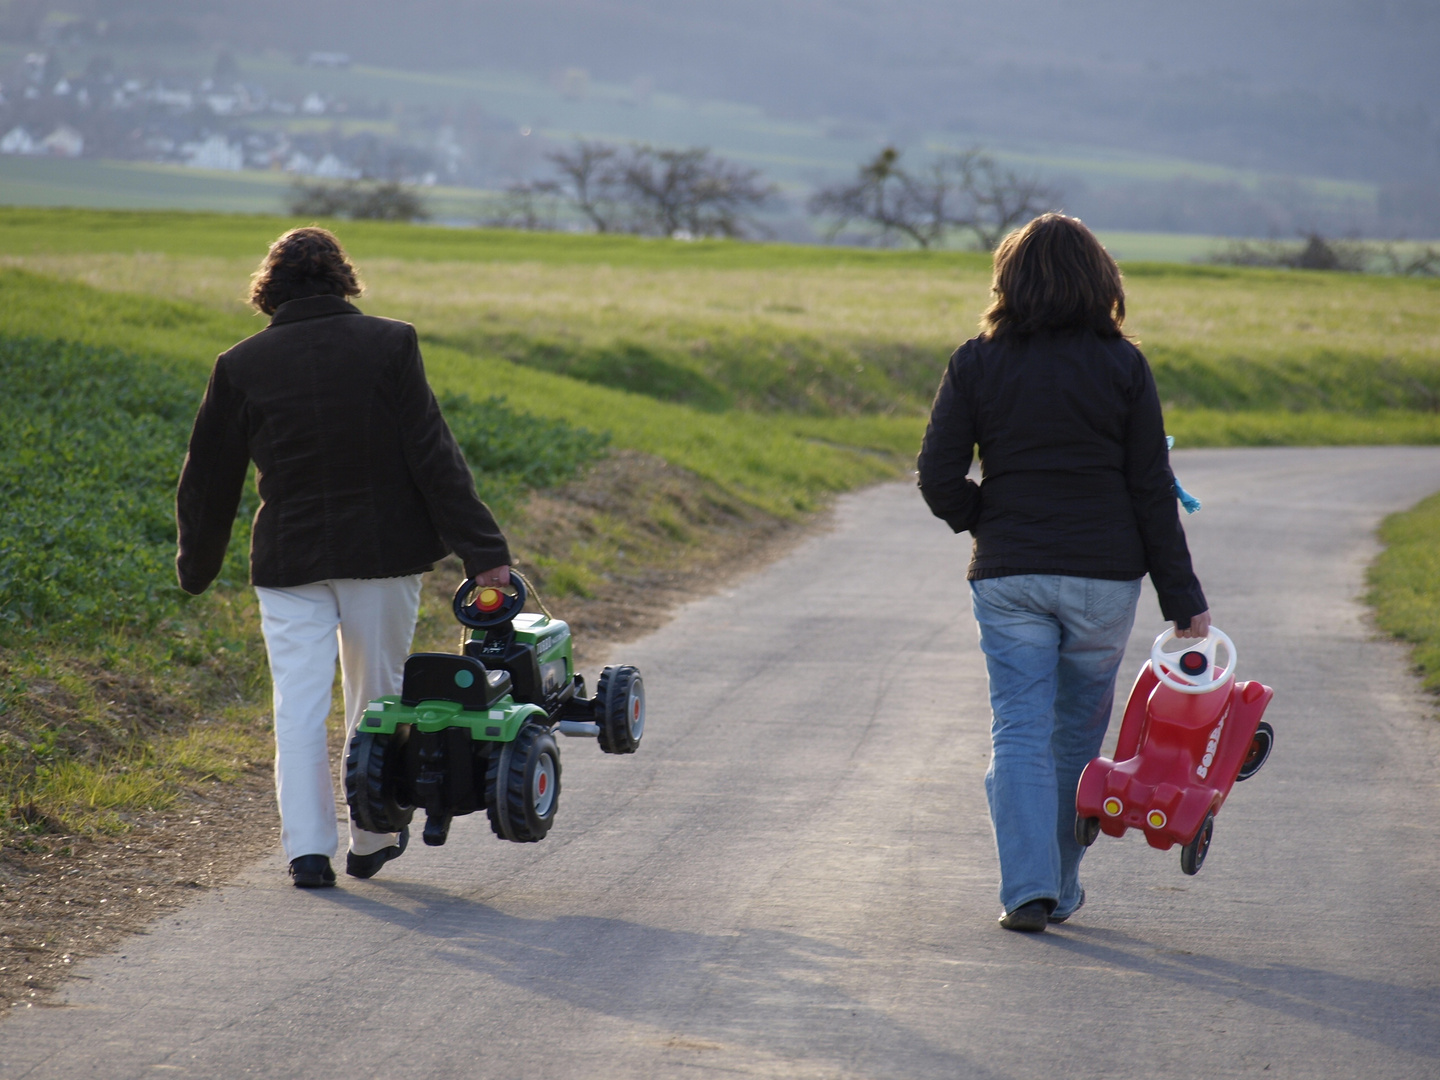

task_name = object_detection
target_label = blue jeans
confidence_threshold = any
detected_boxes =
[971,574,1142,916]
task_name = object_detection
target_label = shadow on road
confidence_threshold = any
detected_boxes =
[311,878,1011,1079]
[1044,925,1439,1060]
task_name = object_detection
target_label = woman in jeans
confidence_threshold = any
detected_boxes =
[917,214,1209,932]
[176,227,511,888]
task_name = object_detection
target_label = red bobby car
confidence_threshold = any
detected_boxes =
[1075,627,1274,874]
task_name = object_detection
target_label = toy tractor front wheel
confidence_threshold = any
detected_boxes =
[1075,814,1101,847]
[596,665,645,755]
[1235,721,1274,782]
[486,723,561,843]
[346,729,415,835]
[1180,812,1215,876]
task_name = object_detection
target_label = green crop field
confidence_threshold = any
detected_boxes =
[2,206,1438,837]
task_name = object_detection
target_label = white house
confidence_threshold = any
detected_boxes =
[183,134,243,171]
[0,126,37,154]
[40,125,83,157]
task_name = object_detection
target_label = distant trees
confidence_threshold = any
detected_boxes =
[809,146,1060,250]
[288,179,430,222]
[501,139,778,239]
[1210,234,1440,276]
[546,141,626,232]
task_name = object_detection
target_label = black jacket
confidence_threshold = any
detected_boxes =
[176,295,510,595]
[916,329,1206,623]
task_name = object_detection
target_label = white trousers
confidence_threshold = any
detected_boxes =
[255,576,423,862]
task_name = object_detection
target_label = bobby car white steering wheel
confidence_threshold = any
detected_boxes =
[1150,625,1237,695]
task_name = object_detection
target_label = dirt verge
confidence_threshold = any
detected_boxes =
[0,450,828,1012]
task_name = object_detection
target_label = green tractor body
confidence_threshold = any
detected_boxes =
[346,579,645,848]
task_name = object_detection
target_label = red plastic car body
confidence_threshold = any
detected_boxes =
[1075,631,1274,874]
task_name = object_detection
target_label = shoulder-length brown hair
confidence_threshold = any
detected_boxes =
[248,226,363,315]
[979,213,1125,340]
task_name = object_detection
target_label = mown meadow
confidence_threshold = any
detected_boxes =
[1,206,1438,838]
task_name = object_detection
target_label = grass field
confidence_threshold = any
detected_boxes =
[1369,492,1440,695]
[2,206,1438,838]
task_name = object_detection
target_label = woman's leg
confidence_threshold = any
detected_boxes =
[1049,577,1142,916]
[333,575,424,857]
[255,583,342,862]
[971,575,1064,915]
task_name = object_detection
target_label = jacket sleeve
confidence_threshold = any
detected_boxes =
[175,359,250,595]
[391,329,512,577]
[917,347,982,533]
[1124,351,1207,623]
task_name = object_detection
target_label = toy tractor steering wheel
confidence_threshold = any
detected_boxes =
[453,573,528,629]
[1150,625,1237,695]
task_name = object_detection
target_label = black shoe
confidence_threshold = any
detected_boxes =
[346,826,409,880]
[289,854,336,889]
[1049,887,1085,924]
[423,813,452,847]
[998,899,1051,932]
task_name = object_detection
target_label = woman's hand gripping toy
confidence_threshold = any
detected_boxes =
[1075,626,1274,875]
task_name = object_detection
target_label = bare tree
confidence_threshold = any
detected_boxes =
[621,145,776,238]
[953,150,1062,251]
[808,147,941,248]
[809,146,1058,250]
[487,179,563,231]
[546,140,625,232]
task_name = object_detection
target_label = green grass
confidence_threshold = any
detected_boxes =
[0,206,992,268]
[5,206,1440,832]
[0,157,509,221]
[4,209,1437,424]
[1369,492,1440,694]
[0,267,907,515]
[0,329,610,834]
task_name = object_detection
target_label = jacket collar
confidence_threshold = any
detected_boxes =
[269,294,362,326]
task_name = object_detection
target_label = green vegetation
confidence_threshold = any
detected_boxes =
[1369,492,1440,694]
[0,329,609,835]
[3,206,1439,835]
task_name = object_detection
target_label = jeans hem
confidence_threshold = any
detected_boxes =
[1006,894,1058,915]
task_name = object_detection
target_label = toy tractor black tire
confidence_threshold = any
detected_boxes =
[346,730,415,835]
[485,723,561,843]
[1235,720,1274,782]
[1180,812,1215,876]
[596,665,645,755]
[1075,814,1101,848]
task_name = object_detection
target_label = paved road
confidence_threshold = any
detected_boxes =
[5,447,1440,1080]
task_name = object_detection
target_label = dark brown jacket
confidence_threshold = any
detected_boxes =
[175,295,510,595]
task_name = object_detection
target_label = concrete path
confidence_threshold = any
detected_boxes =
[4,447,1440,1080]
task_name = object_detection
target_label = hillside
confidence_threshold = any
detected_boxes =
[1,2,1436,238]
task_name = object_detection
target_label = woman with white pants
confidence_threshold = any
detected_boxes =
[176,227,511,887]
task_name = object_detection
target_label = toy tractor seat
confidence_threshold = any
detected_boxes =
[401,653,513,712]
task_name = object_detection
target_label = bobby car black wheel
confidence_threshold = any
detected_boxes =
[1075,814,1101,848]
[453,574,527,630]
[1235,721,1274,782]
[1180,812,1215,876]
[595,665,645,755]
[485,723,560,843]
[345,730,415,834]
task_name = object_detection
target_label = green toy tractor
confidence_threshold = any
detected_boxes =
[345,572,645,847]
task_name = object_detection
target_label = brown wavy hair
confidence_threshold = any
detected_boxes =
[979,213,1125,340]
[248,226,364,315]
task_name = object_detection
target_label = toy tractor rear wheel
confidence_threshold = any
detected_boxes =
[596,665,645,755]
[346,730,415,835]
[1235,721,1274,782]
[1180,812,1215,876]
[1075,814,1101,847]
[485,723,561,843]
